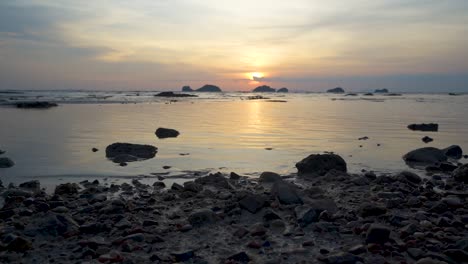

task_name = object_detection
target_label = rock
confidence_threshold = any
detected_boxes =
[153,182,166,189]
[374,89,389,93]
[348,245,366,255]
[112,154,138,163]
[327,87,345,93]
[319,252,362,264]
[227,252,250,263]
[5,236,33,252]
[407,123,438,132]
[54,183,79,195]
[359,203,387,217]
[0,157,14,168]
[453,164,468,183]
[295,205,319,227]
[277,87,289,93]
[194,173,231,189]
[0,149,5,155]
[196,84,222,92]
[408,248,425,260]
[296,154,347,176]
[171,250,195,262]
[422,136,434,143]
[188,209,216,226]
[24,213,79,237]
[230,172,241,180]
[415,258,449,264]
[154,91,197,97]
[155,127,180,138]
[239,194,266,213]
[443,145,463,159]
[398,171,422,184]
[16,101,58,109]
[19,180,40,192]
[263,210,281,222]
[183,181,203,193]
[253,85,275,92]
[105,143,157,163]
[403,147,447,165]
[182,85,193,92]
[92,147,99,152]
[271,181,302,205]
[366,224,391,244]
[259,171,282,183]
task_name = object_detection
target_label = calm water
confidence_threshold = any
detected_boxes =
[1,91,467,187]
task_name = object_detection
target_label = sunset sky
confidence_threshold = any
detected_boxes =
[1,0,467,92]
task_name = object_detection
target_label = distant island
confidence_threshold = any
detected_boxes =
[252,85,275,92]
[374,88,389,93]
[182,86,193,92]
[195,84,222,92]
[327,87,345,93]
[277,87,289,93]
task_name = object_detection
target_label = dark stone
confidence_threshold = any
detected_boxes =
[16,101,58,109]
[230,172,241,180]
[171,250,195,262]
[443,249,468,263]
[154,91,197,97]
[453,164,468,183]
[295,205,319,227]
[374,89,389,93]
[407,123,438,132]
[422,136,433,143]
[366,224,391,244]
[183,181,203,193]
[19,180,41,192]
[263,210,281,221]
[277,87,289,93]
[271,181,302,205]
[196,84,222,92]
[398,171,422,184]
[54,183,79,195]
[194,173,231,189]
[443,145,463,159]
[0,157,14,168]
[296,154,347,176]
[259,171,282,183]
[327,87,345,93]
[403,147,447,165]
[5,236,32,252]
[227,252,250,263]
[359,203,387,217]
[253,85,275,92]
[155,127,180,138]
[92,148,99,152]
[239,194,266,213]
[105,143,157,163]
[319,252,362,264]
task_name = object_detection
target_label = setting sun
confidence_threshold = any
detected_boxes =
[249,72,264,80]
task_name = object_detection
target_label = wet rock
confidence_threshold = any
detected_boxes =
[227,252,250,263]
[171,182,184,191]
[348,245,366,255]
[112,154,138,163]
[239,194,266,213]
[183,181,203,193]
[296,153,347,176]
[398,171,422,184]
[171,250,195,262]
[359,203,387,217]
[366,224,391,244]
[250,223,267,236]
[188,209,216,227]
[105,143,157,162]
[153,182,166,189]
[16,101,58,109]
[295,205,319,227]
[19,180,41,192]
[318,252,362,264]
[263,210,281,222]
[408,123,438,132]
[422,136,434,143]
[443,145,463,159]
[0,157,14,168]
[155,127,180,138]
[259,171,282,183]
[54,183,79,196]
[194,173,231,189]
[403,147,447,165]
[92,147,99,152]
[271,181,302,205]
[452,164,468,183]
[230,172,241,180]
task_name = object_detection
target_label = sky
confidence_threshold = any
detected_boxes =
[0,0,467,92]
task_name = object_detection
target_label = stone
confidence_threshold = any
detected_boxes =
[155,127,180,138]
[296,153,347,176]
[407,123,438,132]
[24,213,79,237]
[295,205,319,227]
[374,89,389,93]
[105,143,157,162]
[271,181,302,205]
[0,157,14,168]
[194,173,231,189]
[415,258,449,264]
[319,252,362,264]
[359,203,387,217]
[403,147,447,165]
[183,181,203,193]
[259,171,282,183]
[188,209,216,227]
[442,145,463,159]
[19,180,41,192]
[422,136,434,143]
[171,250,195,262]
[227,252,250,263]
[5,236,33,252]
[399,171,422,184]
[54,183,79,195]
[366,224,391,244]
[16,101,58,109]
[239,194,266,213]
[327,87,345,93]
[92,148,99,152]
[263,210,281,222]
[452,164,468,183]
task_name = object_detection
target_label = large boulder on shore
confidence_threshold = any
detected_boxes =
[403,147,447,165]
[296,154,347,176]
[196,84,222,92]
[327,87,345,93]
[155,127,180,138]
[453,164,468,183]
[105,143,157,163]
[0,157,15,168]
[253,85,275,92]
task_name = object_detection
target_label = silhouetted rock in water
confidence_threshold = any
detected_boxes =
[182,86,193,92]
[296,154,347,176]
[345,93,358,96]
[403,147,447,165]
[453,164,468,183]
[408,123,438,132]
[247,95,269,100]
[154,92,197,97]
[426,162,458,172]
[364,93,374,96]
[0,157,14,168]
[0,149,5,155]
[266,100,287,103]
[196,84,222,92]
[374,89,389,93]
[155,127,180,138]
[422,136,433,143]
[92,148,99,152]
[16,101,58,109]
[443,145,463,159]
[326,87,345,93]
[105,143,157,163]
[253,85,275,92]
[449,93,461,96]
[277,87,289,93]
[384,93,402,96]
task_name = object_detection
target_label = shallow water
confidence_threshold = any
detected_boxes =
[1,92,467,187]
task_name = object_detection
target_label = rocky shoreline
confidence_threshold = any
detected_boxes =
[0,154,467,264]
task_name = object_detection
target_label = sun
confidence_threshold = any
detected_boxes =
[249,72,264,80]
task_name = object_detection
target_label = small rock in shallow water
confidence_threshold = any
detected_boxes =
[155,127,180,138]
[0,157,14,168]
[92,148,98,152]
[422,136,433,143]
[407,123,438,132]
